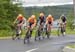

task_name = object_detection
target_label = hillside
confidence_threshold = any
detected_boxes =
[24,4,73,19]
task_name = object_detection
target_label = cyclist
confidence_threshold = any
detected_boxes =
[46,14,54,37]
[59,14,67,35]
[38,12,46,31]
[27,15,37,37]
[13,14,26,39]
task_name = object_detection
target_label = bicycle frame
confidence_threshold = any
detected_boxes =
[35,21,45,40]
[12,24,22,40]
[61,23,65,35]
[57,23,65,36]
[24,23,33,44]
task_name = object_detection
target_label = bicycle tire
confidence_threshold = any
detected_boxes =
[35,29,41,41]
[24,30,30,44]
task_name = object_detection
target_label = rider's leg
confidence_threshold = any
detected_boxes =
[46,24,49,35]
[47,22,52,38]
[28,23,32,37]
[30,23,34,37]
[40,23,42,30]
[41,23,43,31]
[48,24,51,32]
[63,23,66,35]
[18,26,22,39]
[40,22,44,31]
[30,29,32,37]
[16,26,20,37]
[45,24,47,30]
[46,24,50,38]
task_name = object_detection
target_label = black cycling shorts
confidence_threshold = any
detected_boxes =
[40,20,44,25]
[29,23,34,27]
[48,21,52,24]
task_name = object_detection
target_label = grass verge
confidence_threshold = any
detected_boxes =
[0,28,75,37]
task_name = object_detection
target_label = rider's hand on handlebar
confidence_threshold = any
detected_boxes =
[17,23,22,26]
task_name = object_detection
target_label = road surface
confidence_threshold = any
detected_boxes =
[0,35,75,52]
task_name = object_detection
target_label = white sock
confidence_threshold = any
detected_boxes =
[64,32,65,35]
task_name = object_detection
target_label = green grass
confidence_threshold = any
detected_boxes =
[0,28,75,37]
[51,28,75,36]
[66,29,75,34]
[0,30,13,37]
[67,45,75,48]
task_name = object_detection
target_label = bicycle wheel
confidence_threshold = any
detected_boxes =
[12,27,21,40]
[61,27,65,36]
[35,29,41,41]
[12,31,16,40]
[12,25,17,40]
[35,29,38,41]
[24,31,27,44]
[47,30,51,39]
[46,25,51,39]
[57,27,60,36]
[24,30,30,44]
[41,28,46,39]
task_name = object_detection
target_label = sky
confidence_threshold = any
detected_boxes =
[13,0,73,7]
[19,0,73,3]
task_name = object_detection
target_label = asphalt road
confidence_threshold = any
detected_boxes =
[0,35,75,52]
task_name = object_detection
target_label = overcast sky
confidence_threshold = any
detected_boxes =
[21,0,73,3]
[14,0,73,7]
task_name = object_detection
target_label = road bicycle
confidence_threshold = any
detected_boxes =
[57,23,66,36]
[12,23,22,40]
[35,21,45,41]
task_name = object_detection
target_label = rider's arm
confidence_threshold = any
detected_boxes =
[27,18,31,23]
[44,16,46,23]
[13,17,18,24]
[33,19,37,27]
[52,17,54,23]
[65,17,67,23]
[46,17,48,24]
[23,17,26,24]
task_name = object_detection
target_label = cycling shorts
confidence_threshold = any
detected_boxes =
[48,21,52,24]
[29,23,34,27]
[40,20,44,25]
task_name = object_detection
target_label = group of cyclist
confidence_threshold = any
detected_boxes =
[13,12,67,40]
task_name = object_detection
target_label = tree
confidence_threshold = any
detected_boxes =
[0,0,24,30]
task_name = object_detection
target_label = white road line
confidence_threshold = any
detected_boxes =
[26,48,38,52]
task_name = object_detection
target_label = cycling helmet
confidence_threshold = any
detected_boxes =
[40,13,44,17]
[31,15,36,19]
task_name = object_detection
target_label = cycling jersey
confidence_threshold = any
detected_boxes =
[61,16,66,23]
[17,16,23,21]
[28,17,36,27]
[46,16,53,24]
[38,16,45,25]
[16,16,24,24]
[28,18,36,24]
[39,16,45,22]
